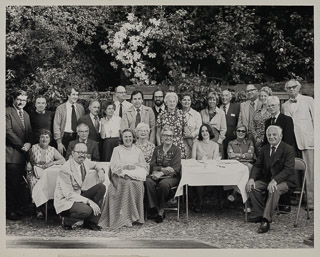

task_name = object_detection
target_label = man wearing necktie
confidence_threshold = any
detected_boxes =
[54,143,106,231]
[120,90,156,144]
[282,79,314,211]
[152,89,166,120]
[246,125,296,233]
[6,90,33,220]
[53,87,85,156]
[113,85,132,117]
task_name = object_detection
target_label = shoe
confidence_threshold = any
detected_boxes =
[36,211,44,219]
[7,212,23,220]
[258,219,270,233]
[155,212,165,223]
[191,205,202,213]
[278,206,291,214]
[83,222,102,231]
[243,207,251,213]
[248,216,262,223]
[227,195,235,202]
[62,224,73,230]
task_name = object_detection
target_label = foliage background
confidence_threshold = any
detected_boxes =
[6,6,314,111]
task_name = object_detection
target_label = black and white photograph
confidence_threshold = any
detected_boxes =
[1,0,318,255]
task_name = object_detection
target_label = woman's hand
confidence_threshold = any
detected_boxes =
[123,164,136,170]
[151,171,164,180]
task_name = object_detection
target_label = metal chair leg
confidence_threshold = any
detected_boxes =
[45,202,48,223]
[294,174,308,227]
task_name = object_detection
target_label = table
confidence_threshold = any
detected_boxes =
[174,159,250,222]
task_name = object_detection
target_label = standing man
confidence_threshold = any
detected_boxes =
[53,87,85,156]
[54,142,106,231]
[282,79,314,210]
[6,90,33,220]
[246,126,296,233]
[220,89,240,159]
[121,90,156,144]
[77,99,101,143]
[113,85,132,118]
[29,95,55,145]
[152,89,166,120]
[238,84,262,140]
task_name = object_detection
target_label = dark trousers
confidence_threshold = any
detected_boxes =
[6,163,26,214]
[60,183,106,226]
[144,176,180,210]
[62,133,77,156]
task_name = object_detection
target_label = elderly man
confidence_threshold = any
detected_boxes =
[6,90,33,220]
[77,99,101,143]
[113,85,133,117]
[121,90,156,144]
[65,123,100,161]
[282,79,314,210]
[152,89,166,119]
[54,86,85,155]
[246,125,296,233]
[238,84,262,140]
[220,89,240,159]
[54,142,106,231]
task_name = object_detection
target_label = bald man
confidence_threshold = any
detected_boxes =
[113,85,133,118]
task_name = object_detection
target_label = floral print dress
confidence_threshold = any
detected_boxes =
[156,109,187,159]
[136,141,155,164]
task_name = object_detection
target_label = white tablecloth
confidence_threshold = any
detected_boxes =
[32,162,110,207]
[175,159,249,203]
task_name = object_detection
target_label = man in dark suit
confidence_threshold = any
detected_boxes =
[220,89,240,159]
[77,99,101,143]
[6,90,33,220]
[65,123,100,161]
[246,125,296,233]
[152,89,166,120]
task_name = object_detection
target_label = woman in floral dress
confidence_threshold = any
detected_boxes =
[135,122,155,163]
[156,92,188,159]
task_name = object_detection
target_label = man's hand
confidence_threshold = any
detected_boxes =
[88,200,101,216]
[267,179,278,193]
[57,143,65,155]
[246,178,255,193]
[21,143,31,152]
[97,169,105,183]
[161,166,174,174]
[151,171,164,180]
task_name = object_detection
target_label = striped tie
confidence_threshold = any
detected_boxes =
[19,110,25,129]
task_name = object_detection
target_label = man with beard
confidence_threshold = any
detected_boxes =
[152,89,166,119]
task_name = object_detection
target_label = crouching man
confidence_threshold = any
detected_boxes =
[246,125,296,233]
[54,142,106,231]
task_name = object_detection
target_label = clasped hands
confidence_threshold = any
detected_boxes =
[150,167,174,180]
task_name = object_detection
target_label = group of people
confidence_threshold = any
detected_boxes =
[6,79,314,234]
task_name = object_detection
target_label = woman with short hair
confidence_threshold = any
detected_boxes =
[135,122,155,163]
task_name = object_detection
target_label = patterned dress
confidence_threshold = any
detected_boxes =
[99,145,148,229]
[136,141,155,164]
[250,107,271,156]
[156,109,187,159]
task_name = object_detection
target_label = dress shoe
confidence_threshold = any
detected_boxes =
[62,224,73,230]
[83,222,102,231]
[279,206,291,214]
[248,216,262,223]
[258,219,270,233]
[7,212,23,220]
[155,212,166,223]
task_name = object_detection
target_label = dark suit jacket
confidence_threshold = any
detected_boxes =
[263,113,296,148]
[223,103,240,149]
[6,107,33,164]
[77,114,101,143]
[65,138,100,161]
[250,141,296,189]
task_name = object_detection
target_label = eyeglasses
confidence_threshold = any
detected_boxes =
[117,91,126,94]
[154,96,164,99]
[78,130,89,133]
[237,130,246,133]
[73,151,87,155]
[267,104,278,108]
[286,85,298,90]
[162,134,173,138]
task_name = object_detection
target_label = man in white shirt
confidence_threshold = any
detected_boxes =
[113,85,132,117]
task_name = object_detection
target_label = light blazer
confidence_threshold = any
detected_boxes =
[65,138,100,161]
[6,106,32,164]
[282,94,314,150]
[53,102,85,144]
[120,105,156,143]
[238,99,262,129]
[250,141,296,189]
[54,158,101,214]
[77,114,101,143]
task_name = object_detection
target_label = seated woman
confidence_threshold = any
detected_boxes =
[191,124,220,212]
[99,129,148,228]
[145,126,181,223]
[135,122,155,163]
[26,129,65,218]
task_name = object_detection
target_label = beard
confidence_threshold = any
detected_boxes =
[154,100,164,107]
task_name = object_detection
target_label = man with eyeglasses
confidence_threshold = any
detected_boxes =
[282,79,314,211]
[65,123,100,161]
[113,85,133,118]
[6,90,33,220]
[238,84,262,140]
[152,89,166,119]
[54,142,106,231]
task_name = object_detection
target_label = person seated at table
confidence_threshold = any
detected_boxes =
[191,124,220,212]
[136,122,155,163]
[246,125,296,233]
[99,129,149,228]
[26,129,65,218]
[145,125,181,223]
[54,142,106,231]
[65,123,100,161]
